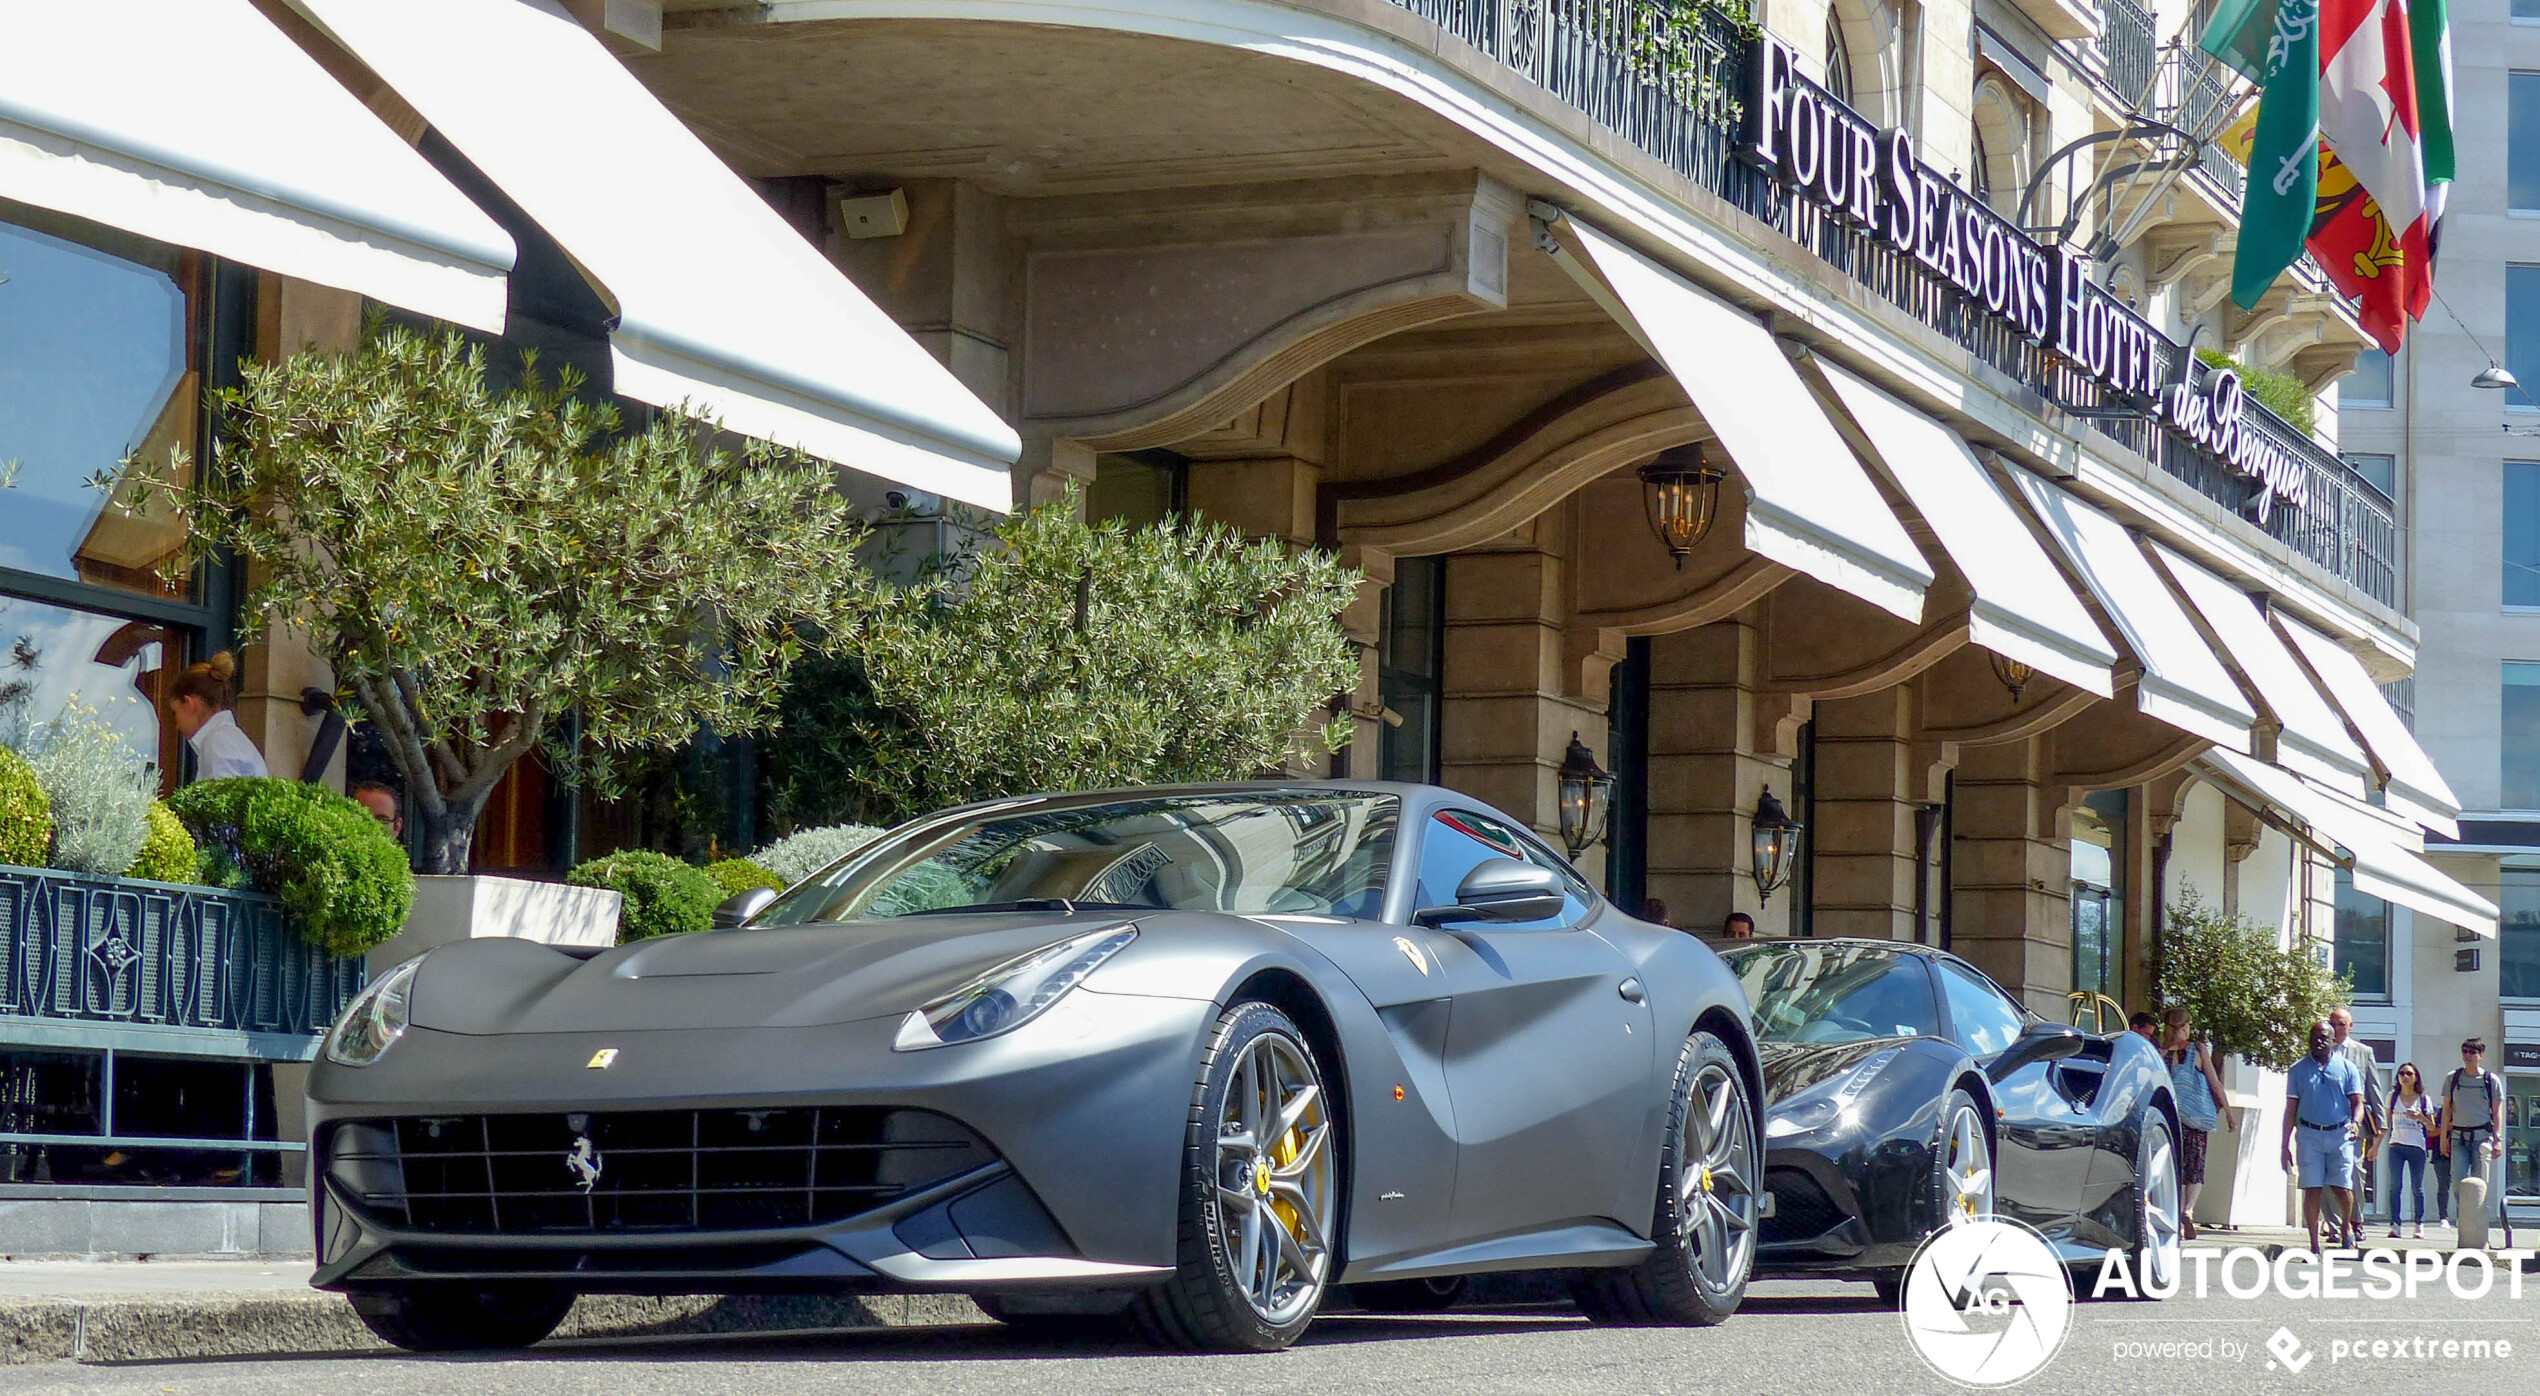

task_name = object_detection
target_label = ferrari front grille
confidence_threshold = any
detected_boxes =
[326,1106,994,1235]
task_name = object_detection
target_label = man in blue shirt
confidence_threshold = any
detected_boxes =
[2281,1021,2365,1255]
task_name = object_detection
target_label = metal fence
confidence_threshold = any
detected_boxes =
[1379,0,2398,605]
[0,863,366,1053]
[2101,0,2158,103]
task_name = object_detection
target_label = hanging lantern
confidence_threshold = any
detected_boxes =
[1638,443,1727,569]
[1750,785,1803,908]
[1556,731,1615,861]
[1989,652,2036,702]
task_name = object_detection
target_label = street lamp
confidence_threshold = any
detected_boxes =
[1556,731,1614,861]
[1750,785,1803,908]
[2472,363,2520,392]
[1638,443,1727,569]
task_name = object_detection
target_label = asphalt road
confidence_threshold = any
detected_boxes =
[7,1267,2534,1396]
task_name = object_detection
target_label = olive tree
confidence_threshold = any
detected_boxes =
[146,325,870,873]
[763,492,1359,830]
[2154,886,2352,1070]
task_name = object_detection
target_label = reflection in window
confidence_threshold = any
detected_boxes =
[2071,789,2126,1007]
[1378,557,1443,784]
[0,208,197,599]
[2333,866,2391,999]
[1414,808,1589,929]
[2515,73,2540,213]
[2504,869,2540,1000]
[0,594,181,783]
[2505,665,2540,809]
[1936,957,2028,1056]
[2345,452,2396,497]
[2509,463,2540,606]
[2511,267,2540,413]
[2341,349,2394,409]
[2508,1076,2539,1202]
[1721,943,1941,1045]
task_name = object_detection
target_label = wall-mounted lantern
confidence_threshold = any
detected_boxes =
[1638,443,1727,569]
[1557,731,1615,861]
[1750,785,1804,907]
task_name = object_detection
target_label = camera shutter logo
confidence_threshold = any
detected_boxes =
[1899,1219,2074,1387]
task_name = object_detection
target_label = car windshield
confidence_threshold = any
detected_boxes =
[1718,943,1940,1045]
[752,792,1401,924]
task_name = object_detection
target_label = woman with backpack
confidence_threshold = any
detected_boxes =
[2163,1008,2232,1239]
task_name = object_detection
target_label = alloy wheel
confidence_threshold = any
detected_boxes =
[1942,1104,1995,1225]
[1679,1060,1758,1294]
[2138,1123,2183,1288]
[1212,1030,1334,1325]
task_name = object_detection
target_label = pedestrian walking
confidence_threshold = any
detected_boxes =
[2329,1008,2385,1247]
[2281,1021,2365,1255]
[2162,1008,2232,1240]
[2384,1062,2434,1238]
[2439,1038,2507,1245]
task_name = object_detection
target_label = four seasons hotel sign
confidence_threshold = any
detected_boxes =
[1739,35,2310,522]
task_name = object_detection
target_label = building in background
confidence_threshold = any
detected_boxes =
[2342,0,2540,1220]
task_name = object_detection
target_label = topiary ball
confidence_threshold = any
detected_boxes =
[567,849,722,944]
[165,778,416,958]
[126,800,200,884]
[703,857,784,898]
[0,748,50,870]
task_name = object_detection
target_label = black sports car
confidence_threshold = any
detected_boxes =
[1713,940,2183,1297]
[306,784,1767,1352]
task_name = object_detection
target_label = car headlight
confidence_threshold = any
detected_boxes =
[1764,1047,1902,1138]
[325,956,422,1067]
[894,925,1138,1051]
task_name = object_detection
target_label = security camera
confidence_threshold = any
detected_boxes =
[885,490,911,510]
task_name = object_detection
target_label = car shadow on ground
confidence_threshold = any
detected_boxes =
[102,1309,1611,1370]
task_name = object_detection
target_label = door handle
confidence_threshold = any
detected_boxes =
[1617,977,1645,1004]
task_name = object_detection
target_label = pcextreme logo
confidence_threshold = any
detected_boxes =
[2264,1328,2314,1375]
[1899,1219,2075,1388]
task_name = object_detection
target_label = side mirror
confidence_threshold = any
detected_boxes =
[1414,858,1566,927]
[1986,1022,2090,1081]
[714,887,777,929]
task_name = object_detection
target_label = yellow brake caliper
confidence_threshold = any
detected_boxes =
[1268,1122,1305,1246]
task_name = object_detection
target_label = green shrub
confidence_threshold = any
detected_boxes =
[2155,886,2351,1070]
[2196,347,2318,437]
[165,778,416,958]
[703,858,783,898]
[126,801,200,884]
[569,849,721,944]
[8,701,153,877]
[754,823,885,885]
[0,748,49,869]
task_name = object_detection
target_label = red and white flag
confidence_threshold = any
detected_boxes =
[2316,0,2434,349]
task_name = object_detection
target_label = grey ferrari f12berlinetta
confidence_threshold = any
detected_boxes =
[307,783,1765,1351]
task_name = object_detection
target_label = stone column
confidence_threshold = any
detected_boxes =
[1643,617,1789,935]
[1437,532,1605,871]
[1949,737,2075,1014]
[1808,688,1926,943]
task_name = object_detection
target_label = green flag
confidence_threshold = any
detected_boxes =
[2202,0,2322,308]
[2411,0,2455,202]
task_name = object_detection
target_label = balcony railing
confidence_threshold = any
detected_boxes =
[0,864,366,1054]
[1378,0,2396,604]
[2101,0,2158,102]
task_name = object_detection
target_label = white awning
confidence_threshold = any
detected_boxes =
[0,0,511,331]
[2002,474,2256,749]
[2200,749,2497,937]
[297,0,1022,511]
[1544,213,1932,622]
[2272,615,2461,837]
[1807,359,2116,695]
[2150,545,2372,795]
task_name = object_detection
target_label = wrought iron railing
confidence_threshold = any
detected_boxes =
[0,864,366,1052]
[1378,0,2397,603]
[2101,0,2158,102]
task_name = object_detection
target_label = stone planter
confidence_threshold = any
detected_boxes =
[365,874,621,975]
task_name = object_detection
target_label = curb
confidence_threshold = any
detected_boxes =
[0,1290,989,1365]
